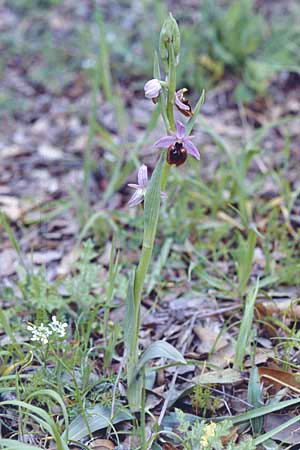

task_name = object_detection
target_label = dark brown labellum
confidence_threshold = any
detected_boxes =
[167,142,187,166]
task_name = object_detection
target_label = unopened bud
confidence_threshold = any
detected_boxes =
[159,13,180,63]
[144,78,162,101]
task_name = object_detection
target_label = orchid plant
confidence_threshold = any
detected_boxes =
[125,13,205,411]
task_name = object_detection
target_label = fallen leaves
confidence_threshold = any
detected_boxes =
[0,248,17,277]
[0,195,24,221]
[88,439,115,450]
[192,368,244,385]
[193,323,229,354]
[258,366,300,394]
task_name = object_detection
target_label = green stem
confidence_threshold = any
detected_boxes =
[166,45,176,132]
[134,244,152,302]
[140,368,146,449]
[161,160,170,191]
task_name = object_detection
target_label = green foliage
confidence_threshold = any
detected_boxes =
[234,281,259,369]
[247,366,264,436]
[179,0,300,100]
[191,384,213,417]
[9,0,61,13]
[64,240,101,309]
[176,409,255,450]
[18,266,63,313]
[232,229,257,296]
[14,240,113,314]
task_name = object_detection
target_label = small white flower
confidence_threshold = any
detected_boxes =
[27,323,52,345]
[48,315,68,337]
[27,317,68,345]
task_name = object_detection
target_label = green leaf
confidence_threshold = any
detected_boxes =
[136,340,186,374]
[186,89,205,136]
[236,228,257,295]
[143,153,165,247]
[0,310,23,359]
[26,389,69,438]
[0,440,44,450]
[95,9,113,101]
[63,405,132,441]
[146,237,172,294]
[124,269,143,410]
[124,270,137,363]
[227,397,300,424]
[127,341,185,409]
[0,401,68,450]
[153,50,161,79]
[234,279,259,369]
[247,366,264,435]
[163,397,300,430]
[0,212,26,270]
[254,414,300,445]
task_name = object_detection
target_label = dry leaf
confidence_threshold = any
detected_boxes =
[208,342,235,368]
[192,368,243,385]
[194,324,229,354]
[0,248,17,277]
[244,348,274,367]
[162,444,179,450]
[258,366,300,394]
[88,439,115,450]
[0,195,23,221]
[260,299,300,320]
[32,250,62,265]
[38,143,63,160]
[56,248,79,277]
[255,304,278,337]
[220,426,239,445]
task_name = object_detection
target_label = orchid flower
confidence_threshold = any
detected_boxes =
[154,120,200,166]
[128,164,167,207]
[175,89,192,117]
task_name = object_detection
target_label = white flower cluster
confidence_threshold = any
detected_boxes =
[27,316,68,345]
[48,315,68,337]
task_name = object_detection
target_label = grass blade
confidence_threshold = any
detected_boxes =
[234,279,259,369]
[247,366,264,435]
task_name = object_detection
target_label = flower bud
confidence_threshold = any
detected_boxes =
[144,79,162,101]
[159,13,181,62]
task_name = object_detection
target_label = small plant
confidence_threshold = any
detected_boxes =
[191,384,221,417]
[176,409,255,450]
[124,13,204,411]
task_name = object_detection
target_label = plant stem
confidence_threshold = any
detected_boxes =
[126,40,176,411]
[134,244,152,302]
[166,44,176,132]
